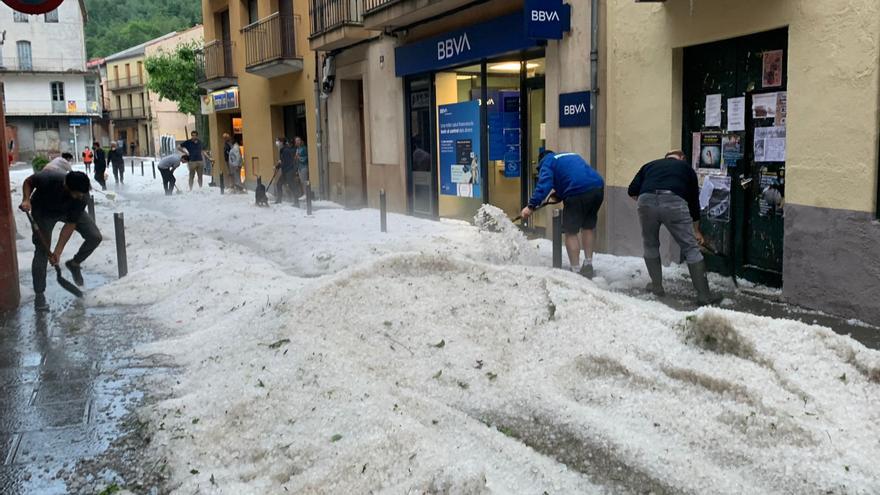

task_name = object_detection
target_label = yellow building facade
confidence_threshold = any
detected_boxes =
[104,44,154,156]
[199,0,317,188]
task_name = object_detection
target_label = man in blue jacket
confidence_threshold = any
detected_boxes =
[521,151,605,278]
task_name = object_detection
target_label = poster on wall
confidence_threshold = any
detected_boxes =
[699,175,731,223]
[727,97,746,132]
[774,91,787,126]
[439,101,482,198]
[488,91,520,161]
[762,50,784,88]
[752,93,778,119]
[705,94,722,127]
[700,131,722,169]
[721,133,744,168]
[503,128,521,178]
[754,126,786,162]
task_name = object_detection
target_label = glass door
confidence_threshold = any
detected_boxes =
[406,76,436,217]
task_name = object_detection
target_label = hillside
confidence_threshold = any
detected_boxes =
[84,0,201,58]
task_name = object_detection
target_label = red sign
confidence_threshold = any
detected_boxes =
[2,0,65,15]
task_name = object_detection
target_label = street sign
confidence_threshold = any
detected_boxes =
[524,0,571,40]
[2,0,65,15]
[559,91,591,127]
[69,117,90,126]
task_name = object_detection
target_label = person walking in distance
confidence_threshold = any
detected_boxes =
[628,149,722,305]
[157,153,188,195]
[275,138,298,203]
[178,131,205,190]
[92,142,107,190]
[294,136,309,199]
[82,146,93,174]
[108,142,125,184]
[228,137,244,193]
[520,151,605,278]
[19,171,102,311]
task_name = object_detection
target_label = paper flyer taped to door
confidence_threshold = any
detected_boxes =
[754,126,786,162]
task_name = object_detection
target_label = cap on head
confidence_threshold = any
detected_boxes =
[665,149,686,161]
[65,171,91,194]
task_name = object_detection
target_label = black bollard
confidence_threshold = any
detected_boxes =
[305,181,313,215]
[114,212,128,278]
[140,160,144,176]
[219,172,225,195]
[552,209,562,269]
[130,160,134,174]
[152,161,156,179]
[87,195,95,221]
[379,189,387,233]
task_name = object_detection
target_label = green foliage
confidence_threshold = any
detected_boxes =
[84,0,201,58]
[144,42,202,116]
[31,155,49,172]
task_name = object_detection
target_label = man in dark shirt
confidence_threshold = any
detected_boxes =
[628,150,720,305]
[108,142,125,184]
[92,141,107,190]
[19,171,103,311]
[275,138,299,204]
[178,131,205,190]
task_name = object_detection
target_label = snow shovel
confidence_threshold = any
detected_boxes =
[22,211,84,298]
[511,195,562,223]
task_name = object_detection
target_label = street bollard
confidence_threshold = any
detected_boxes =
[87,195,95,222]
[114,212,128,278]
[140,160,144,176]
[130,161,134,174]
[219,172,225,195]
[305,181,313,215]
[152,161,156,179]
[552,209,562,269]
[379,189,387,233]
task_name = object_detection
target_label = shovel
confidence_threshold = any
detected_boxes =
[511,195,562,223]
[23,211,84,298]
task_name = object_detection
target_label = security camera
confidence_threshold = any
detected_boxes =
[321,55,336,95]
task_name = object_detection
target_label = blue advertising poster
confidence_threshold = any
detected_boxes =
[503,128,521,178]
[438,101,481,198]
[487,91,520,161]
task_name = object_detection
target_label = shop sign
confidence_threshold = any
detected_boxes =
[558,91,590,127]
[524,0,571,40]
[2,0,64,15]
[395,13,538,77]
[212,87,239,111]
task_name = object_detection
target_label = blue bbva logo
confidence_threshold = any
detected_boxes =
[563,103,587,115]
[531,10,561,22]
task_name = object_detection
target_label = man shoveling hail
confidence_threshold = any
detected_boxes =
[521,150,605,278]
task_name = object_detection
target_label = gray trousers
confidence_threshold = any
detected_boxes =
[31,210,103,294]
[637,192,703,264]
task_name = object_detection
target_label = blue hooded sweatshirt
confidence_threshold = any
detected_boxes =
[527,152,604,208]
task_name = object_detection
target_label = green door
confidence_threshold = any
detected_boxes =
[682,28,788,287]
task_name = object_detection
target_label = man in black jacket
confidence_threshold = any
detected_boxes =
[92,141,107,190]
[108,142,125,184]
[628,150,720,305]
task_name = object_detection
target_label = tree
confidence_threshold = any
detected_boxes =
[144,42,202,116]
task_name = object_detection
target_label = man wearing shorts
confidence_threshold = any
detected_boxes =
[178,131,205,190]
[521,150,605,278]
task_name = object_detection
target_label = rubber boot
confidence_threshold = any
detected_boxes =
[644,257,665,296]
[34,293,49,312]
[66,260,84,286]
[688,260,723,306]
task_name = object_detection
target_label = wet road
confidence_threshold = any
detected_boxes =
[0,276,172,494]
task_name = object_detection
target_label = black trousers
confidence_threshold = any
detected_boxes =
[275,169,300,202]
[94,164,107,189]
[31,210,102,294]
[112,162,124,182]
[159,168,176,195]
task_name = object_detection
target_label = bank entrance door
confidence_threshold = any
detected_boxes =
[682,28,788,287]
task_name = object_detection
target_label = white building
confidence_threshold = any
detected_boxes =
[0,0,101,163]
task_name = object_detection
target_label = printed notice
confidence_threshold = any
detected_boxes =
[754,126,786,162]
[727,97,746,131]
[775,91,787,126]
[705,94,722,127]
[762,50,783,88]
[752,93,777,119]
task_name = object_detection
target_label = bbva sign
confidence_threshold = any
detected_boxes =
[437,33,472,61]
[524,0,571,40]
[2,0,64,15]
[559,91,591,127]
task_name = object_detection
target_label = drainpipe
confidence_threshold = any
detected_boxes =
[314,52,327,200]
[589,0,599,170]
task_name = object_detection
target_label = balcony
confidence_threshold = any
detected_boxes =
[197,40,237,91]
[0,57,87,73]
[309,0,372,51]
[107,75,145,91]
[3,99,102,116]
[242,13,304,78]
[108,107,149,120]
[362,0,474,30]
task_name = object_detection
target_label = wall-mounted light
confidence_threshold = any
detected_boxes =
[489,62,539,73]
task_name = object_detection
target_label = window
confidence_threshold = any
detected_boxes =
[85,79,98,102]
[13,11,28,23]
[44,9,59,23]
[17,41,32,70]
[247,0,259,24]
[50,82,65,102]
[35,120,59,131]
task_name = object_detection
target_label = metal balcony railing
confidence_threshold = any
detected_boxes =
[108,107,148,119]
[309,0,363,36]
[107,75,145,90]
[242,13,300,68]
[0,56,86,72]
[364,0,399,13]
[3,99,101,115]
[197,40,236,82]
